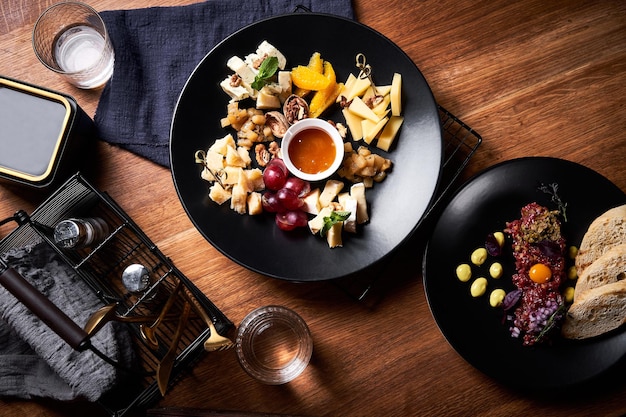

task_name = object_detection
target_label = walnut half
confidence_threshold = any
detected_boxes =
[264,111,289,138]
[283,94,309,124]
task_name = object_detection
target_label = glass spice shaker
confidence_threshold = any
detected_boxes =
[121,263,151,293]
[53,217,109,249]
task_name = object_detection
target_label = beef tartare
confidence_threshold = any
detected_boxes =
[504,202,567,346]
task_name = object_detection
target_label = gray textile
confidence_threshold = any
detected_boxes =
[0,243,134,401]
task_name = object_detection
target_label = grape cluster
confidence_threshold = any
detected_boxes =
[261,158,312,231]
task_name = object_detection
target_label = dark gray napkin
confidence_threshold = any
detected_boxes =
[95,0,355,167]
[0,243,134,401]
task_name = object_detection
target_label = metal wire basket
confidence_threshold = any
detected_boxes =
[0,173,232,416]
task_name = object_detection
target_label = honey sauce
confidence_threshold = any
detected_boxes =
[287,128,336,174]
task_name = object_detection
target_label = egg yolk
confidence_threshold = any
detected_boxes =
[529,263,552,283]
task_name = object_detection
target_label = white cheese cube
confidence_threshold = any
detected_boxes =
[319,180,345,208]
[227,56,257,84]
[220,77,250,102]
[302,188,321,214]
[341,197,358,233]
[326,222,343,248]
[256,40,287,70]
[308,206,333,235]
[350,182,369,224]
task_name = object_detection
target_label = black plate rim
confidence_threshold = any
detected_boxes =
[170,12,443,281]
[423,156,626,389]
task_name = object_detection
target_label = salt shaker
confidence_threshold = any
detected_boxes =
[53,217,109,249]
[121,264,151,293]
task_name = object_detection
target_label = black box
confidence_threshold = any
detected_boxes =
[0,76,95,189]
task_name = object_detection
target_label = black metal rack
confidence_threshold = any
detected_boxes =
[0,174,232,417]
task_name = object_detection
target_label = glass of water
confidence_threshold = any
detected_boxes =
[236,305,313,385]
[32,2,114,89]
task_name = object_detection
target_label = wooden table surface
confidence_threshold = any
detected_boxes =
[1,1,626,416]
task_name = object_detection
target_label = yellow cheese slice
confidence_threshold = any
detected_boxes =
[376,116,404,152]
[390,73,402,116]
[362,116,389,144]
[342,108,364,141]
[362,85,392,102]
[348,96,380,123]
[345,76,371,101]
[372,95,391,116]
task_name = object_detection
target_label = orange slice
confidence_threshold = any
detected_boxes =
[294,52,325,97]
[291,65,331,91]
[310,61,342,118]
[307,52,324,74]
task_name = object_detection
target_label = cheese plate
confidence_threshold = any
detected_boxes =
[170,13,442,281]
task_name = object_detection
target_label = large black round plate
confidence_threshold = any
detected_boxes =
[170,13,442,281]
[423,157,626,389]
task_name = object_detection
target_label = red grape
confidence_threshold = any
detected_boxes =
[275,210,308,231]
[262,192,284,213]
[262,158,312,233]
[263,164,287,190]
[276,188,304,210]
[283,177,311,197]
[268,158,288,175]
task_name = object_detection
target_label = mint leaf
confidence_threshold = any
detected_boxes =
[251,56,279,90]
[320,211,351,237]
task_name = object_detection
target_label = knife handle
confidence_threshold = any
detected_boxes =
[0,259,90,351]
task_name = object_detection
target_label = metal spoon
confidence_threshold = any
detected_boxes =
[84,302,181,336]
[139,281,183,349]
[84,303,119,335]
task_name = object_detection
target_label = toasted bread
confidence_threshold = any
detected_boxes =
[573,243,626,300]
[575,204,626,278]
[562,280,626,339]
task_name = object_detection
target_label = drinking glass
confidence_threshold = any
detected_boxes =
[32,1,114,89]
[236,305,313,385]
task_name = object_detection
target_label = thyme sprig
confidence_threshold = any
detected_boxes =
[534,303,568,344]
[538,182,568,222]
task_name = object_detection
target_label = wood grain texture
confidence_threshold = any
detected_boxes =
[1,1,625,416]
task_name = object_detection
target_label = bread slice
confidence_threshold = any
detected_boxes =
[561,279,626,339]
[573,243,626,300]
[575,204,626,277]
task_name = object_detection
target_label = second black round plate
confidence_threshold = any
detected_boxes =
[423,157,626,389]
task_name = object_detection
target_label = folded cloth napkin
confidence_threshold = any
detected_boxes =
[0,243,135,401]
[95,0,355,167]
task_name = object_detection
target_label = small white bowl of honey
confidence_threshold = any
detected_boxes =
[281,118,344,182]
